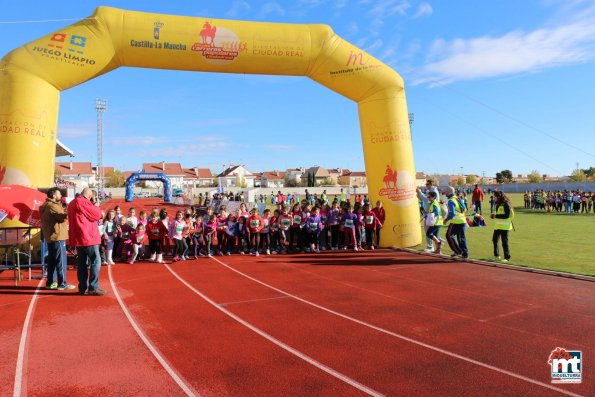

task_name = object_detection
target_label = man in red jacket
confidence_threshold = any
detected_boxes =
[472,184,485,215]
[67,187,106,296]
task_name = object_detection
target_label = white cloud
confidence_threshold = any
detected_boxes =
[413,2,433,18]
[107,135,227,146]
[414,13,595,86]
[365,38,383,53]
[298,0,327,6]
[155,142,231,157]
[108,136,164,145]
[261,2,286,17]
[191,118,245,127]
[346,22,359,36]
[366,0,411,18]
[358,1,409,37]
[58,126,93,138]
[225,0,251,18]
[262,144,296,151]
[335,0,349,9]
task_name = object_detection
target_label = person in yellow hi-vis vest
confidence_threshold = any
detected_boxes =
[443,186,469,259]
[424,191,443,254]
[339,189,347,204]
[490,191,513,262]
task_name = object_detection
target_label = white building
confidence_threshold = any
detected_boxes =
[54,162,95,189]
[183,167,214,187]
[217,165,256,188]
[286,168,305,184]
[261,171,286,188]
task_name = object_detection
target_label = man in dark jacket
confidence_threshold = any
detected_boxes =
[40,188,75,290]
[67,187,105,296]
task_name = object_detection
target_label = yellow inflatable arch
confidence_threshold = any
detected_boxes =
[0,7,420,247]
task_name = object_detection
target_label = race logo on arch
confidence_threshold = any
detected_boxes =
[191,21,246,63]
[379,165,415,205]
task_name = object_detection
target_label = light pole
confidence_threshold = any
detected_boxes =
[96,98,107,202]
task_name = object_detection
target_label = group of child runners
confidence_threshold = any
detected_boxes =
[98,199,386,264]
[524,190,594,213]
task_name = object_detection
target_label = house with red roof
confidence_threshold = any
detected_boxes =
[217,165,256,188]
[55,162,95,189]
[92,166,115,187]
[339,171,367,187]
[285,168,306,186]
[253,173,263,188]
[142,162,185,187]
[261,171,286,188]
[328,168,348,185]
[301,166,331,186]
[182,167,214,187]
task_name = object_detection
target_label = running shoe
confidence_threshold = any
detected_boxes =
[57,284,76,291]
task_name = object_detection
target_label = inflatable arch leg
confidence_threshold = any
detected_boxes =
[0,7,420,247]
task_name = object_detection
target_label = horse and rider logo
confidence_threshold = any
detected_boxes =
[379,165,415,203]
[200,21,217,46]
[383,165,397,188]
[191,21,244,63]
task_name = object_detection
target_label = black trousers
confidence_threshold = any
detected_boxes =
[492,229,510,260]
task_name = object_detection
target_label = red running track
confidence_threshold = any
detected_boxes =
[0,249,592,396]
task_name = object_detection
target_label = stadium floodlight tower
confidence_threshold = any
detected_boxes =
[95,98,107,202]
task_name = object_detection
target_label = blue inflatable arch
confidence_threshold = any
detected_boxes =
[125,172,172,202]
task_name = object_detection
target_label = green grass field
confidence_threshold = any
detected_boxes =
[413,193,595,276]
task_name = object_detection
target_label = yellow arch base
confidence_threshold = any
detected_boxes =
[0,7,420,247]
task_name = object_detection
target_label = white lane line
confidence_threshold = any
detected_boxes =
[479,307,534,322]
[0,295,51,309]
[13,279,44,397]
[163,263,384,397]
[218,295,290,307]
[209,256,584,397]
[108,266,198,397]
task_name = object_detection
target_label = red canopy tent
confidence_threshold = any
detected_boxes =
[0,185,46,227]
